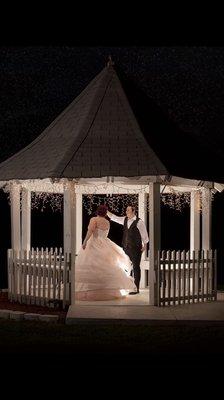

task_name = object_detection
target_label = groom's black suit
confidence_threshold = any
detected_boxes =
[122,217,142,291]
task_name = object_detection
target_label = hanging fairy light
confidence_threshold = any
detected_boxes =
[161,191,191,212]
[1,179,215,214]
[83,194,139,215]
[1,180,64,212]
[31,192,63,212]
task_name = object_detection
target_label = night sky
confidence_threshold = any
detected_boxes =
[1,46,224,164]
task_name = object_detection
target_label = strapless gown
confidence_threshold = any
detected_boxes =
[75,228,136,300]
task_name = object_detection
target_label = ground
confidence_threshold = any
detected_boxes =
[0,292,67,321]
[1,318,221,398]
[1,291,224,383]
[1,318,224,357]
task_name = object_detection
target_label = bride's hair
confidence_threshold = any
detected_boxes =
[96,204,108,217]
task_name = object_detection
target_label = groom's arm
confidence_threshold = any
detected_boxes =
[107,211,125,225]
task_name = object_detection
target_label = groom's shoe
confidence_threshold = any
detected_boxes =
[129,290,140,295]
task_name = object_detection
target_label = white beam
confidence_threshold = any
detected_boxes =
[202,188,212,250]
[10,184,21,251]
[21,188,31,252]
[149,182,161,306]
[190,191,200,254]
[75,183,150,194]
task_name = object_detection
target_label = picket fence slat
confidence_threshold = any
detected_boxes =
[37,251,41,305]
[58,252,62,301]
[177,250,181,305]
[47,250,51,302]
[52,252,57,300]
[161,251,165,306]
[158,249,217,306]
[187,251,190,304]
[201,250,205,302]
[7,248,72,309]
[173,250,176,306]
[192,251,195,304]
[42,249,47,305]
[214,249,217,300]
[206,250,209,300]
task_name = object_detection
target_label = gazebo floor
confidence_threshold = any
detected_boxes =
[66,290,224,324]
[75,288,150,306]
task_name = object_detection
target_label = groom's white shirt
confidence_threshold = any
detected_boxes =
[110,214,149,244]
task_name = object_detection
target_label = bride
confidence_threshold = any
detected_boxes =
[75,204,136,301]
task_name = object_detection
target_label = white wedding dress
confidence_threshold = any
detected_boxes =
[75,227,136,301]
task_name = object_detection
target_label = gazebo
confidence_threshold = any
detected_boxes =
[0,58,222,317]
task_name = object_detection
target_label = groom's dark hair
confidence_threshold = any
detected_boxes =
[127,205,136,213]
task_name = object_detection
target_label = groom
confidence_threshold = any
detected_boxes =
[107,206,149,295]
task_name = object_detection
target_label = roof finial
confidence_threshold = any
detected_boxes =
[107,55,114,67]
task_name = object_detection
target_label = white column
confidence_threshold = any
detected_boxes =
[138,192,147,288]
[10,183,21,251]
[149,182,161,306]
[202,188,212,250]
[75,193,82,254]
[190,191,200,254]
[70,181,76,305]
[21,188,31,252]
[63,188,71,255]
[138,192,147,258]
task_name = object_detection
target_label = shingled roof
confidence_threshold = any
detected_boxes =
[0,61,223,182]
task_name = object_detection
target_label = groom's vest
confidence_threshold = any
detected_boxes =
[122,217,142,252]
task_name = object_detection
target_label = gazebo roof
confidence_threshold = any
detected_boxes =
[0,60,223,182]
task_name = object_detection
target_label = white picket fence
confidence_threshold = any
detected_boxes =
[7,247,217,308]
[7,248,71,309]
[157,249,217,306]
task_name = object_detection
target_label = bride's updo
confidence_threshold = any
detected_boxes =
[96,205,108,217]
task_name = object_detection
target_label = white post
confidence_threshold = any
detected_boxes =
[149,182,161,306]
[138,192,147,288]
[138,192,147,258]
[63,188,71,255]
[190,191,200,255]
[21,188,31,252]
[10,183,21,251]
[69,181,76,305]
[75,193,82,255]
[202,188,212,250]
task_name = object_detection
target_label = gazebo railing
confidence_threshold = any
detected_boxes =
[157,249,217,306]
[7,248,217,308]
[7,248,71,309]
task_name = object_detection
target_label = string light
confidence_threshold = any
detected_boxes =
[83,194,139,215]
[161,190,191,212]
[1,179,215,213]
[31,192,63,212]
